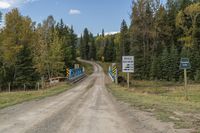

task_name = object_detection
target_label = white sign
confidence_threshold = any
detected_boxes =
[122,56,134,73]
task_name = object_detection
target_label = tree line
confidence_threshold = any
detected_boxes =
[1,0,200,91]
[0,9,77,90]
[80,0,200,82]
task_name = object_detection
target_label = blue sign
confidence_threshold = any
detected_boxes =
[180,58,191,69]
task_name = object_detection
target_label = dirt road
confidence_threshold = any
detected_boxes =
[0,60,188,133]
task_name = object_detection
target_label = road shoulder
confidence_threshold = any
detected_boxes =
[106,82,195,133]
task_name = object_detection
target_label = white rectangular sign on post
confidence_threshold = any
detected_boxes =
[122,56,134,73]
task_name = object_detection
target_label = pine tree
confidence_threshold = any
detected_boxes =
[69,26,77,61]
[15,45,39,89]
[83,28,90,59]
[102,29,105,37]
[103,37,116,62]
[120,20,130,57]
[89,34,96,60]
[0,11,2,25]
[150,56,162,80]
[195,70,200,82]
[161,48,170,80]
[169,45,179,81]
[80,35,85,59]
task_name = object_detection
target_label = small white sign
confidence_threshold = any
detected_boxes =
[122,56,134,73]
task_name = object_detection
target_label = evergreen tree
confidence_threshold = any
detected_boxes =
[161,48,170,80]
[69,26,77,61]
[103,37,116,62]
[15,45,39,89]
[195,70,200,82]
[120,20,130,57]
[80,35,85,59]
[83,28,90,59]
[0,11,2,25]
[170,45,179,81]
[150,56,162,80]
[89,34,96,60]
[102,29,105,37]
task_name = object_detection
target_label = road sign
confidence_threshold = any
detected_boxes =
[112,64,117,76]
[180,58,191,100]
[112,64,118,84]
[66,68,70,78]
[122,56,134,89]
[180,58,191,69]
[122,56,134,73]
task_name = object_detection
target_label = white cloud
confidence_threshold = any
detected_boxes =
[0,0,39,9]
[0,1,11,9]
[69,9,81,15]
[105,31,119,35]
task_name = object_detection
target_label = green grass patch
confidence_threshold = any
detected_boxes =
[0,83,71,109]
[97,61,111,74]
[78,61,93,75]
[107,83,200,131]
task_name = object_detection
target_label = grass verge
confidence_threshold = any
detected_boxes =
[78,61,93,75]
[98,61,127,78]
[97,61,110,74]
[107,82,200,132]
[0,83,71,109]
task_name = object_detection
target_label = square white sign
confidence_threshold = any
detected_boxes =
[122,56,134,73]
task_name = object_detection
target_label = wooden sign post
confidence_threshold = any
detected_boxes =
[180,58,191,100]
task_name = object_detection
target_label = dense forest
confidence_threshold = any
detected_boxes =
[0,9,77,90]
[80,0,200,82]
[1,0,200,90]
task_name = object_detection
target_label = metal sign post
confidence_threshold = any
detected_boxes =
[180,58,191,100]
[122,56,134,88]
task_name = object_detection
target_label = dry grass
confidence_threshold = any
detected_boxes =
[107,81,200,132]
[78,61,94,75]
[0,83,71,109]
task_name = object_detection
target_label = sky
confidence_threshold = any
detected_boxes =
[0,0,166,36]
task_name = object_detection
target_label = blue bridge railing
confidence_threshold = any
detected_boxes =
[68,68,84,80]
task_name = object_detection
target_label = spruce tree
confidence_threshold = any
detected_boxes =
[83,28,90,59]
[150,56,162,80]
[0,11,2,25]
[161,48,170,80]
[195,70,200,82]
[169,45,179,81]
[69,26,77,61]
[15,45,39,89]
[89,34,96,60]
[120,20,130,57]
[80,35,85,59]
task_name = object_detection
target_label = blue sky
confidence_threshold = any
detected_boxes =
[0,0,166,36]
